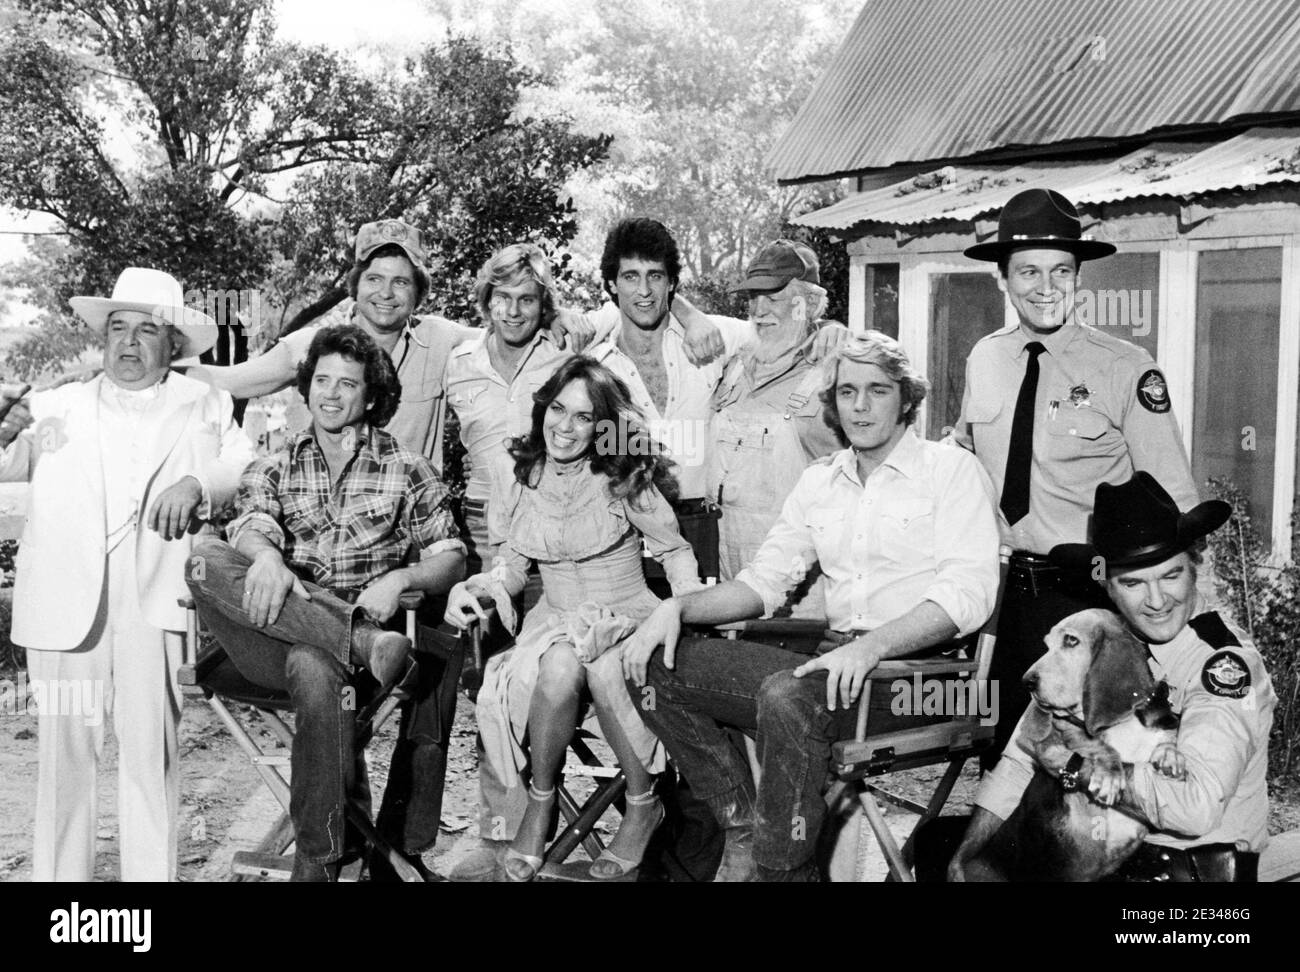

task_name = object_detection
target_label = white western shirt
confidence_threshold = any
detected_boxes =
[735,429,1000,634]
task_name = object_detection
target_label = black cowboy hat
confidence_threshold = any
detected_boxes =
[1049,471,1231,572]
[964,188,1117,263]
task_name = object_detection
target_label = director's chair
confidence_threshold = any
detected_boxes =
[459,604,634,882]
[719,557,1006,882]
[177,590,476,882]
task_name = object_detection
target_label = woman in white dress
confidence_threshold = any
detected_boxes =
[445,355,701,881]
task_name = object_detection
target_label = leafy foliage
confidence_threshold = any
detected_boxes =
[427,0,857,286]
[272,38,611,330]
[0,0,609,370]
[1207,477,1300,782]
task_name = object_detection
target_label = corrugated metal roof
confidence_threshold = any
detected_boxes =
[793,127,1300,232]
[770,0,1300,183]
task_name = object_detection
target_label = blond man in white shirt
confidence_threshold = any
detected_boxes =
[623,332,1001,881]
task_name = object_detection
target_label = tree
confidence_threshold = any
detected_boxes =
[0,0,609,378]
[424,0,856,291]
[271,38,611,329]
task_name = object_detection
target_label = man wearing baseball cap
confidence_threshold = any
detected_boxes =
[951,189,1199,766]
[948,472,1273,882]
[0,267,255,880]
[193,218,475,469]
[708,239,842,616]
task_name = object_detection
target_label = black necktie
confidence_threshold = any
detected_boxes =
[1001,341,1046,526]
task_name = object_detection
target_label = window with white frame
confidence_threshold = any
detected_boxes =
[1192,247,1283,541]
[926,271,1003,439]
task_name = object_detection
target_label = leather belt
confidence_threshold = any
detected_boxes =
[1006,550,1094,598]
[674,497,721,517]
[1116,842,1259,883]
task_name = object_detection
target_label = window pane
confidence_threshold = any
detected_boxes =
[864,264,899,338]
[1077,251,1160,360]
[1193,248,1281,541]
[927,271,1004,439]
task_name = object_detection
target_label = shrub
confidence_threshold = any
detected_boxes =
[1206,477,1300,782]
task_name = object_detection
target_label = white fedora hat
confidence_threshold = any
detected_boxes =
[69,267,219,359]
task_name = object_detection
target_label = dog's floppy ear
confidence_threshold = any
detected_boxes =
[1082,613,1154,734]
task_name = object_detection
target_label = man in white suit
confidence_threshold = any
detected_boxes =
[0,267,255,881]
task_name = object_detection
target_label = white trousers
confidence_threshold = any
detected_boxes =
[29,540,182,881]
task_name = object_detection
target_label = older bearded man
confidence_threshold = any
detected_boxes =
[709,240,843,618]
[0,267,255,881]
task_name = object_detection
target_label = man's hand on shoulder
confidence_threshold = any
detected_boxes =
[356,570,407,624]
[551,307,598,351]
[792,634,884,711]
[147,475,204,540]
[244,549,310,627]
[671,294,726,365]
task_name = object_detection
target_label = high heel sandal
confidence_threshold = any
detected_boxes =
[504,784,556,882]
[589,788,665,880]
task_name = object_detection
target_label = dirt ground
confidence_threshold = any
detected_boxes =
[1,676,1297,882]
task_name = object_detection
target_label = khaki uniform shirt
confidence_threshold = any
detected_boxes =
[953,322,1197,554]
[977,603,1274,852]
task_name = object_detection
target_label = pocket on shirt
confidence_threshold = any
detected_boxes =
[805,508,847,562]
[1045,405,1116,459]
[446,384,487,416]
[878,497,934,563]
[712,424,777,509]
[346,495,401,547]
[281,492,326,535]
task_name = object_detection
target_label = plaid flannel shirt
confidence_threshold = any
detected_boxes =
[228,424,464,593]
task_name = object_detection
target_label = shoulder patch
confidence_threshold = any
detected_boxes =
[1136,368,1171,413]
[1201,650,1252,699]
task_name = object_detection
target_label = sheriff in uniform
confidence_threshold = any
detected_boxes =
[952,189,1199,764]
[952,473,1273,882]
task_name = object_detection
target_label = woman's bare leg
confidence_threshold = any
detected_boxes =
[588,664,662,876]
[508,642,583,876]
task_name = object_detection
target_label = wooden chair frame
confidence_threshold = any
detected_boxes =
[720,559,1007,882]
[177,591,466,882]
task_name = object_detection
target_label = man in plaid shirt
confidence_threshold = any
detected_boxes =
[187,324,465,881]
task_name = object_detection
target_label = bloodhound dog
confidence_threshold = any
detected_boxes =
[967,609,1184,882]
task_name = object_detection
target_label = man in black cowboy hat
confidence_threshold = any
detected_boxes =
[947,472,1274,882]
[952,188,1199,766]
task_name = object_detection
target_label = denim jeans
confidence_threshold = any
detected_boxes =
[636,635,929,874]
[186,539,451,861]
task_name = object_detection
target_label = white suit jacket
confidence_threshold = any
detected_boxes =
[0,372,255,648]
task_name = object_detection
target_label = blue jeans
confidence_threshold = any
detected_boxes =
[636,635,928,875]
[186,540,450,862]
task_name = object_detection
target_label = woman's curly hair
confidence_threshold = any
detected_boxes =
[509,355,680,507]
[296,323,403,427]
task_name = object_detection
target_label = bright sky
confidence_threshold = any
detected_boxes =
[276,0,443,51]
